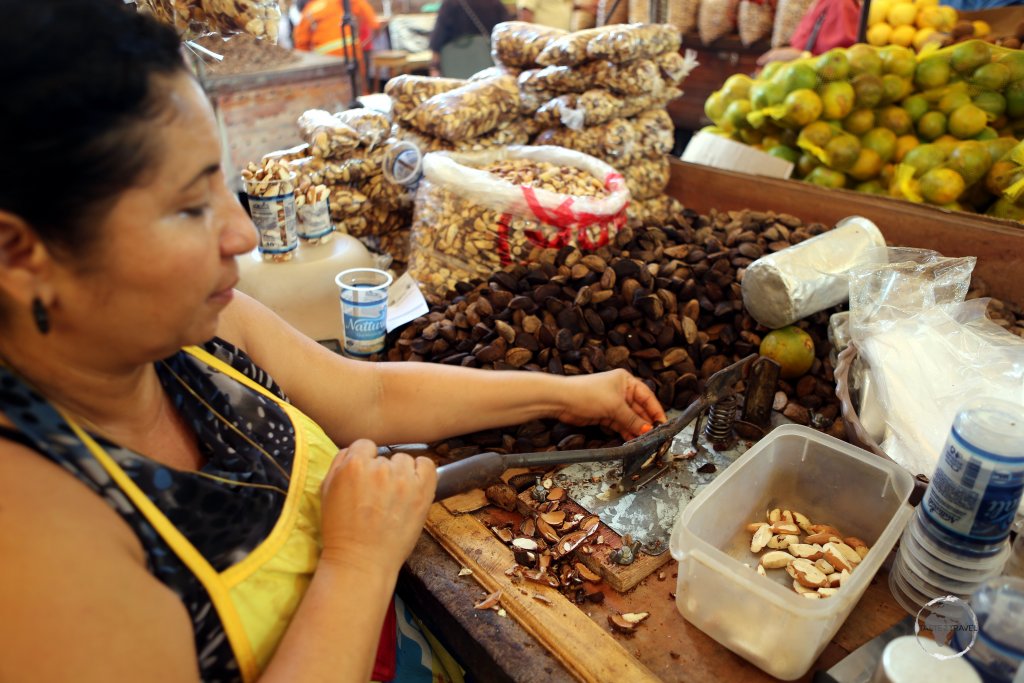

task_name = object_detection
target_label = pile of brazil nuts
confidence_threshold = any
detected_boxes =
[393,209,846,457]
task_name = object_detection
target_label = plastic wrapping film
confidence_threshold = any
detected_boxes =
[137,0,281,42]
[585,24,683,64]
[385,75,466,123]
[740,216,886,330]
[290,149,385,185]
[845,248,1024,489]
[408,76,520,142]
[491,21,569,69]
[698,0,741,44]
[408,146,629,296]
[333,109,392,150]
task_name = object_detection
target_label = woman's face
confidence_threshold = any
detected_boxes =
[49,72,258,364]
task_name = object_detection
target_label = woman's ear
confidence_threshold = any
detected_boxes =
[0,211,51,306]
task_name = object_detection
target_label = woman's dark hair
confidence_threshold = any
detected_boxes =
[2,0,187,254]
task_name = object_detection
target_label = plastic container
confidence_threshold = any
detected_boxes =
[957,576,1024,682]
[871,636,982,683]
[670,424,915,680]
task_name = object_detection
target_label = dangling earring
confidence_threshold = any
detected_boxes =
[31,297,50,335]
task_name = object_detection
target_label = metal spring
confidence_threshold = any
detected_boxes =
[704,395,739,443]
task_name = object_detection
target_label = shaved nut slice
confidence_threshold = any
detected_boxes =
[537,517,561,544]
[788,543,824,560]
[770,522,801,536]
[827,573,842,589]
[532,593,553,605]
[791,558,829,588]
[547,487,565,501]
[822,543,854,573]
[541,510,566,526]
[520,518,536,537]
[575,563,602,582]
[621,612,650,625]
[760,551,793,569]
[767,534,800,550]
[756,564,767,577]
[512,537,540,551]
[805,532,841,545]
[555,528,595,558]
[839,569,851,587]
[793,511,812,534]
[768,508,782,523]
[746,522,766,533]
[492,526,514,544]
[815,559,836,575]
[793,579,816,595]
[781,510,795,524]
[580,516,600,532]
[750,524,772,553]
[608,613,641,633]
[458,568,473,576]
[818,587,839,598]
[802,592,822,599]
[474,590,502,610]
[834,541,863,565]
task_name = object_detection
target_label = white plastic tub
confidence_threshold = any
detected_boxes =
[670,424,915,680]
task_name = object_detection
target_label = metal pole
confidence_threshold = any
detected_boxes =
[857,0,872,44]
[339,0,360,105]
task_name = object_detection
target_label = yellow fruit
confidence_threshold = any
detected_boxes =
[869,0,896,26]
[919,167,966,205]
[916,6,944,30]
[915,0,939,6]
[913,27,937,51]
[760,327,816,379]
[888,3,918,27]
[972,20,990,38]
[849,148,885,181]
[890,24,916,47]
[948,103,988,139]
[868,23,894,46]
[894,134,920,162]
[938,6,957,31]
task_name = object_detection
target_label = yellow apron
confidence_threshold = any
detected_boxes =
[59,345,336,681]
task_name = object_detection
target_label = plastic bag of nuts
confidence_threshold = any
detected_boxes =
[491,21,569,69]
[738,0,774,46]
[620,154,671,200]
[408,146,630,296]
[408,76,520,143]
[585,24,683,64]
[149,0,281,43]
[668,0,700,35]
[698,0,741,45]
[297,109,361,158]
[385,74,465,123]
[519,65,589,95]
[535,26,618,67]
[534,117,637,162]
[535,90,621,130]
[631,109,676,155]
[581,58,664,96]
[333,109,392,150]
[656,50,699,86]
[772,0,815,47]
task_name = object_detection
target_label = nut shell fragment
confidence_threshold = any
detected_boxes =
[474,589,503,610]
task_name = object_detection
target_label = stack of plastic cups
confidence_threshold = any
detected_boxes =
[889,398,1024,617]
[954,576,1024,682]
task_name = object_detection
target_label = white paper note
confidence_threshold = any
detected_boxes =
[386,272,429,333]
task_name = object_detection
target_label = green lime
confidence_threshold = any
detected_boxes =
[903,143,948,177]
[950,40,991,74]
[917,110,948,141]
[825,134,862,171]
[880,45,917,78]
[878,106,913,135]
[775,63,819,94]
[779,89,823,128]
[796,152,821,177]
[848,148,885,181]
[881,75,913,104]
[902,94,929,123]
[948,103,988,139]
[816,49,851,82]
[721,73,754,101]
[855,179,887,195]
[852,74,885,109]
[916,57,952,90]
[996,51,1024,82]
[972,62,1011,91]
[760,326,816,379]
[750,80,787,110]
[973,91,1007,119]
[919,168,966,205]
[938,90,972,115]
[820,81,856,120]
[848,44,884,77]
[947,140,993,185]
[705,91,728,125]
[844,108,877,135]
[862,127,898,163]
[767,145,801,163]
[1005,80,1024,120]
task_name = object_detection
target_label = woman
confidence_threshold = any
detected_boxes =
[0,2,665,682]
[427,0,509,78]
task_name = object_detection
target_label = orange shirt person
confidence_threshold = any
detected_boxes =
[293,0,380,79]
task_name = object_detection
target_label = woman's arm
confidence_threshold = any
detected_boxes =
[0,437,434,683]
[218,291,665,448]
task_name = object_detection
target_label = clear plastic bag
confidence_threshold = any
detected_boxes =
[297,109,361,159]
[534,117,637,161]
[620,153,671,199]
[535,26,617,67]
[631,109,675,155]
[408,146,630,296]
[145,0,281,42]
[772,0,815,48]
[586,24,683,63]
[468,65,521,81]
[738,0,774,46]
[408,76,520,142]
[845,247,1024,480]
[518,65,590,95]
[667,0,700,36]
[698,0,740,45]
[491,21,569,69]
[582,58,663,96]
[385,75,466,123]
[333,109,392,150]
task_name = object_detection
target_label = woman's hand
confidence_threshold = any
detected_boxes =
[554,369,667,441]
[319,439,437,575]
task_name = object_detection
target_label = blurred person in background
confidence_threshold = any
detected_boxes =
[517,0,574,30]
[429,0,510,77]
[293,0,380,92]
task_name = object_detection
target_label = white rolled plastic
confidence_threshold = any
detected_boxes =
[741,216,886,330]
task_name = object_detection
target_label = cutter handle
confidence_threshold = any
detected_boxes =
[434,451,507,501]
